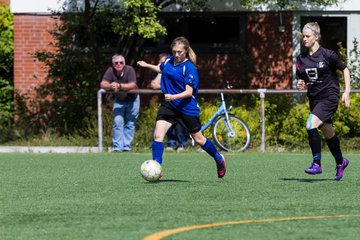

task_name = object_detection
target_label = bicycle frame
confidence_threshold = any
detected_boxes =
[191,91,251,151]
[201,93,233,132]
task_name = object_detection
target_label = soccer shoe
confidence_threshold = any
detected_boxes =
[165,146,176,151]
[335,158,349,181]
[304,162,322,175]
[176,147,186,152]
[216,155,226,178]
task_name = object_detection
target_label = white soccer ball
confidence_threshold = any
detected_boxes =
[140,160,162,182]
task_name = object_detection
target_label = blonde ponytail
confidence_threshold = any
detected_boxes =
[171,36,197,65]
[187,47,197,65]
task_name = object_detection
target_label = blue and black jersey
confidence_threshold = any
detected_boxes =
[160,56,200,116]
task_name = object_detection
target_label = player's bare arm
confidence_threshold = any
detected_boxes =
[137,61,161,73]
[342,67,351,108]
[164,85,193,101]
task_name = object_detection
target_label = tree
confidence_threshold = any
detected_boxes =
[0,5,14,142]
[29,0,344,136]
[239,0,341,9]
[30,0,208,135]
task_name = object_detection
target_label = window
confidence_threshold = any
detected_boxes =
[144,13,246,53]
[300,16,347,53]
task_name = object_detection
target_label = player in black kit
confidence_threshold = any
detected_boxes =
[296,22,351,181]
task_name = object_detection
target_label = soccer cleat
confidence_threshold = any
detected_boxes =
[165,147,176,151]
[176,147,186,152]
[305,162,322,175]
[335,158,349,181]
[216,155,226,178]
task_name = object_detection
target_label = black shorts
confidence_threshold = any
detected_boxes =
[309,94,339,123]
[156,102,201,133]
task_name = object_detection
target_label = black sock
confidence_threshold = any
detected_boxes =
[307,128,322,165]
[326,135,343,165]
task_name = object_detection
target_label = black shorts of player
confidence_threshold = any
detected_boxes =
[309,94,339,123]
[156,102,201,134]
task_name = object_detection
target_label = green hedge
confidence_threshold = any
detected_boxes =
[129,93,360,152]
[2,93,360,152]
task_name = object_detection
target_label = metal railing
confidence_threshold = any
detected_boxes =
[97,89,360,153]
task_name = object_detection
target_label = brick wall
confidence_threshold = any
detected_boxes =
[12,12,293,97]
[0,0,9,6]
[13,14,58,94]
[246,12,293,89]
[139,13,294,91]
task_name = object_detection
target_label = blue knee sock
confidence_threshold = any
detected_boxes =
[152,141,164,165]
[201,138,222,164]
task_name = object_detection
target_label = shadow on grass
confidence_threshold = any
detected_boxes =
[161,179,191,183]
[280,177,334,183]
[144,179,191,184]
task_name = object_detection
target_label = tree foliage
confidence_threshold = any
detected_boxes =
[239,0,341,9]
[27,0,345,136]
[0,5,13,79]
[113,0,166,38]
[28,0,167,135]
[27,0,215,135]
[0,5,14,123]
[337,39,360,89]
[348,39,360,89]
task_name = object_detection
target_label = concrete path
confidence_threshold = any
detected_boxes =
[0,146,100,153]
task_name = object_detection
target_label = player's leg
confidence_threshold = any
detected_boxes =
[321,123,343,164]
[305,113,323,174]
[181,114,226,178]
[152,120,172,165]
[191,131,226,178]
[152,102,177,165]
[321,123,349,180]
[318,95,349,180]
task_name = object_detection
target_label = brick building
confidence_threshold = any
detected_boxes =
[9,0,360,95]
[0,0,9,5]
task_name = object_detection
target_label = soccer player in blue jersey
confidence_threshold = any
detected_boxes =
[296,22,351,181]
[137,36,226,178]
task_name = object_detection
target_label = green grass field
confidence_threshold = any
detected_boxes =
[1,152,359,240]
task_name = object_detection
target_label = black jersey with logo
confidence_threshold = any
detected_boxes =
[296,47,346,100]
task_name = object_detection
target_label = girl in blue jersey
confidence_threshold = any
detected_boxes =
[296,22,351,181]
[137,36,226,178]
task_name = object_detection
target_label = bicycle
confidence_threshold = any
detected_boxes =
[192,84,251,152]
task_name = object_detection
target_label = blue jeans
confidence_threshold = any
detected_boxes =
[166,123,189,149]
[112,95,140,151]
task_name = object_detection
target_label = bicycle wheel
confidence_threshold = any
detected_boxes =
[211,114,251,152]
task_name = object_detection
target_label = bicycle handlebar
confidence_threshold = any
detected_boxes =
[224,81,233,90]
